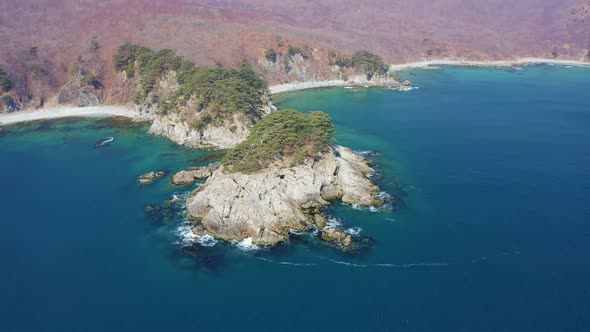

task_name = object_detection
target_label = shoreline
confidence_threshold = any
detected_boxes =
[388,57,590,71]
[269,80,348,94]
[0,105,136,126]
[1,57,588,122]
[270,57,589,94]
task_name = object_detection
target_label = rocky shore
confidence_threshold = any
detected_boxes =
[185,145,382,248]
[172,162,221,186]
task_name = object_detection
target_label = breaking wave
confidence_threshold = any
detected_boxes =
[356,150,380,158]
[345,227,362,236]
[234,237,260,251]
[325,216,343,229]
[175,221,218,247]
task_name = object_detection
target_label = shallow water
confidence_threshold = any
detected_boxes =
[1,65,589,331]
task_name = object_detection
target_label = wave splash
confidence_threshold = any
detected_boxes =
[234,237,260,251]
[175,221,218,247]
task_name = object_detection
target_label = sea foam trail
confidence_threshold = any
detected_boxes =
[329,260,453,268]
[249,255,320,267]
[247,250,522,269]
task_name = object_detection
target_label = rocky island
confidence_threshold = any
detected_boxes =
[185,109,383,248]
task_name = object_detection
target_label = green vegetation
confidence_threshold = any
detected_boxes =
[332,54,352,67]
[329,50,388,79]
[80,74,100,87]
[0,65,12,92]
[351,50,387,79]
[1,95,14,111]
[265,48,277,62]
[223,109,335,173]
[114,44,183,93]
[114,43,268,128]
[287,45,303,58]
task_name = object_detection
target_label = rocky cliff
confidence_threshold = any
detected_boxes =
[186,145,381,247]
[255,49,403,87]
[147,93,274,150]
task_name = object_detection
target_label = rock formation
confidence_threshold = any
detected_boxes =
[186,145,382,247]
[171,162,221,186]
[138,171,166,185]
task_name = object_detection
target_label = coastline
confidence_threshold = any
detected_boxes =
[1,57,588,121]
[388,57,590,71]
[269,80,348,94]
[0,105,136,126]
[270,57,589,94]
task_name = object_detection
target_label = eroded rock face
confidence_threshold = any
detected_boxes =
[186,146,381,246]
[172,162,221,186]
[148,112,253,150]
[147,94,275,150]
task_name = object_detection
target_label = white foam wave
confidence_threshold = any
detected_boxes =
[385,217,396,222]
[175,223,197,247]
[356,150,380,157]
[329,259,369,267]
[288,229,305,236]
[235,237,260,251]
[392,86,420,92]
[325,216,343,229]
[345,227,362,236]
[175,222,218,247]
[196,233,218,247]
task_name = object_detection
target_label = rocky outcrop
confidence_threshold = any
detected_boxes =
[186,145,382,247]
[138,171,166,185]
[172,162,221,186]
[321,227,353,247]
[149,112,251,150]
[147,93,275,150]
[256,50,404,88]
[58,53,105,107]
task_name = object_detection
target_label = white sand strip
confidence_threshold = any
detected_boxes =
[0,105,136,126]
[269,80,347,94]
[389,58,590,71]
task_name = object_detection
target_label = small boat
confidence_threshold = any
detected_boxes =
[95,137,114,147]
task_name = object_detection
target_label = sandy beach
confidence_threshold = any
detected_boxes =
[269,58,589,94]
[388,58,590,71]
[0,105,136,126]
[269,80,349,94]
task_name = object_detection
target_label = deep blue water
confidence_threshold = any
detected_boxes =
[1,65,589,331]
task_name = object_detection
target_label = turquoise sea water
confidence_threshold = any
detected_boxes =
[1,65,589,331]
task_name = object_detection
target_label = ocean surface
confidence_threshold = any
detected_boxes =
[1,65,589,331]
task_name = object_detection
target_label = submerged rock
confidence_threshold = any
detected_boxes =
[186,145,382,246]
[138,171,166,185]
[171,162,221,186]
